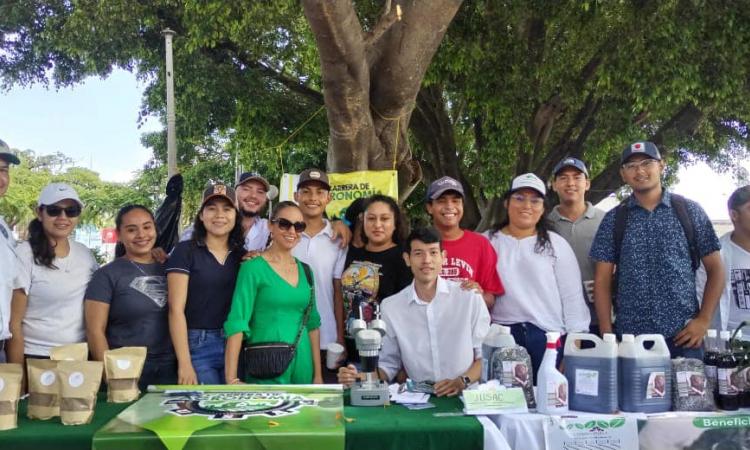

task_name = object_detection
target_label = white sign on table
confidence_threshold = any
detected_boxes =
[543,416,639,450]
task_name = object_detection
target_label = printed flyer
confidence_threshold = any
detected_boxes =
[639,413,750,450]
[544,416,638,450]
[93,384,344,450]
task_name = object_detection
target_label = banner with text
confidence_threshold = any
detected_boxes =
[544,415,639,450]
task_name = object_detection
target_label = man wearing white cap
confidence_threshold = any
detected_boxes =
[0,139,20,362]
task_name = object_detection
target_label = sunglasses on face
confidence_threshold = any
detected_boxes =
[272,218,306,233]
[43,204,82,218]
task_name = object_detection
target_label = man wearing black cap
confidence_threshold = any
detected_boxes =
[590,141,725,357]
[548,157,605,334]
[425,176,504,308]
[0,138,20,362]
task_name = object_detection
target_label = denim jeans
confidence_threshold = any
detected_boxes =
[507,322,566,381]
[188,329,225,385]
[139,356,178,391]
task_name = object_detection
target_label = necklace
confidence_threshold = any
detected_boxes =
[128,259,154,276]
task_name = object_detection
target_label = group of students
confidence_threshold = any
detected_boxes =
[0,138,745,397]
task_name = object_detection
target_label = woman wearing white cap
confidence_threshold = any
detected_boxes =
[486,173,590,379]
[7,183,98,364]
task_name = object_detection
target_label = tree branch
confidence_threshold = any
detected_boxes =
[364,2,401,49]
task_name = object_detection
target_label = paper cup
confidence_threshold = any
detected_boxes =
[326,343,345,370]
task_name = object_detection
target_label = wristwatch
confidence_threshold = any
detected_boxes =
[461,375,471,388]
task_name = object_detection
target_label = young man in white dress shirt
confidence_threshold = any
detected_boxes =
[0,139,20,363]
[337,227,490,397]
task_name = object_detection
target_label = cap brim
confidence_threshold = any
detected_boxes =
[0,153,20,165]
[509,186,546,197]
[621,153,660,164]
[201,194,237,208]
[427,187,464,201]
[236,176,270,190]
[297,179,331,191]
[554,164,588,177]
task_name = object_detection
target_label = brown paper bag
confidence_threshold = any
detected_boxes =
[104,347,147,402]
[26,359,60,419]
[0,363,23,430]
[57,361,102,425]
[49,343,89,361]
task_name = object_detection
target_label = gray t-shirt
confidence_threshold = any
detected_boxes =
[85,258,173,359]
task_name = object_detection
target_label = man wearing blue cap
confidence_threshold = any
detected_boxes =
[548,157,605,334]
[590,141,724,358]
[0,138,20,362]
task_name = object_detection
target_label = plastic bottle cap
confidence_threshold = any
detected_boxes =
[720,330,731,340]
[546,331,561,342]
[707,329,717,338]
[621,334,635,343]
[603,333,617,343]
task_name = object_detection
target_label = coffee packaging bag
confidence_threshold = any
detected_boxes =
[26,359,60,419]
[104,347,147,402]
[57,361,103,425]
[0,364,23,430]
[49,342,89,361]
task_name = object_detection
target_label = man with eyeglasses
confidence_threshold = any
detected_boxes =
[425,176,504,309]
[548,158,605,335]
[0,139,20,362]
[292,169,347,381]
[590,141,724,358]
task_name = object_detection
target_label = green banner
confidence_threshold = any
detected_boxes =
[93,385,344,450]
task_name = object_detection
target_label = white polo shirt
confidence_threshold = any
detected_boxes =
[292,220,346,348]
[378,277,490,382]
[0,216,17,341]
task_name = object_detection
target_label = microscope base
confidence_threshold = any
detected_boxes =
[351,380,389,406]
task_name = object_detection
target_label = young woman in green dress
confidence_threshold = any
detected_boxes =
[224,201,323,384]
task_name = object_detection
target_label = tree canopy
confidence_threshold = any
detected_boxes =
[2,0,749,227]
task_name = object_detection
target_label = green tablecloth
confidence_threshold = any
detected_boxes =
[0,393,133,450]
[0,394,483,450]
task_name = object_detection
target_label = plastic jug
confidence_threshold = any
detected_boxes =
[481,324,516,382]
[564,333,618,413]
[536,331,569,414]
[619,334,672,413]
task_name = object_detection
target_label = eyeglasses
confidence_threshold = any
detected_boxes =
[44,205,82,218]
[272,218,306,233]
[622,159,658,172]
[510,193,544,206]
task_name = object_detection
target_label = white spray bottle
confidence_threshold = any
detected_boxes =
[536,331,569,414]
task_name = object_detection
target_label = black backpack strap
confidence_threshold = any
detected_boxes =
[670,193,700,271]
[613,197,630,265]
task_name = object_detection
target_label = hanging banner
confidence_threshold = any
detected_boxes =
[638,413,750,450]
[279,170,398,219]
[544,415,639,450]
[93,385,344,450]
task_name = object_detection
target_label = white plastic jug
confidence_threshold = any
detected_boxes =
[481,325,516,382]
[619,334,672,412]
[564,333,618,413]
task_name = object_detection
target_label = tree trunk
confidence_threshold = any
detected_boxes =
[302,0,463,202]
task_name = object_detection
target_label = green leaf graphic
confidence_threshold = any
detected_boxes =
[584,420,596,429]
[596,420,610,429]
[609,417,626,428]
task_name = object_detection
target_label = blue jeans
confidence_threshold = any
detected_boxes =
[507,322,566,381]
[188,329,225,384]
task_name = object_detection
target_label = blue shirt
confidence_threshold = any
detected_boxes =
[589,191,720,337]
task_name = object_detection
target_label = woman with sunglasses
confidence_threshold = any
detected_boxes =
[85,205,176,389]
[224,201,322,385]
[167,183,245,385]
[7,183,98,364]
[486,174,590,378]
[340,194,412,362]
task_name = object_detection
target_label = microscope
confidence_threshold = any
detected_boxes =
[350,303,389,406]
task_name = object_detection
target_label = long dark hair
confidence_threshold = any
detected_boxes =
[114,204,157,258]
[490,190,554,255]
[28,215,57,269]
[360,194,409,247]
[191,197,245,251]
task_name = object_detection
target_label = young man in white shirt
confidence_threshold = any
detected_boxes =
[0,139,20,363]
[292,169,348,381]
[337,227,490,397]
[697,185,750,337]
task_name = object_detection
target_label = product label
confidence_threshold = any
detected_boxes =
[68,371,84,388]
[40,370,56,386]
[676,371,706,397]
[502,361,530,387]
[116,359,132,370]
[718,367,739,395]
[546,380,568,408]
[574,369,599,396]
[645,371,666,399]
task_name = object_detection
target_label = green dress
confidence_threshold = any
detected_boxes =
[224,256,320,384]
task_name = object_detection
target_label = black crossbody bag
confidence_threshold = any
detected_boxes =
[241,262,314,380]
